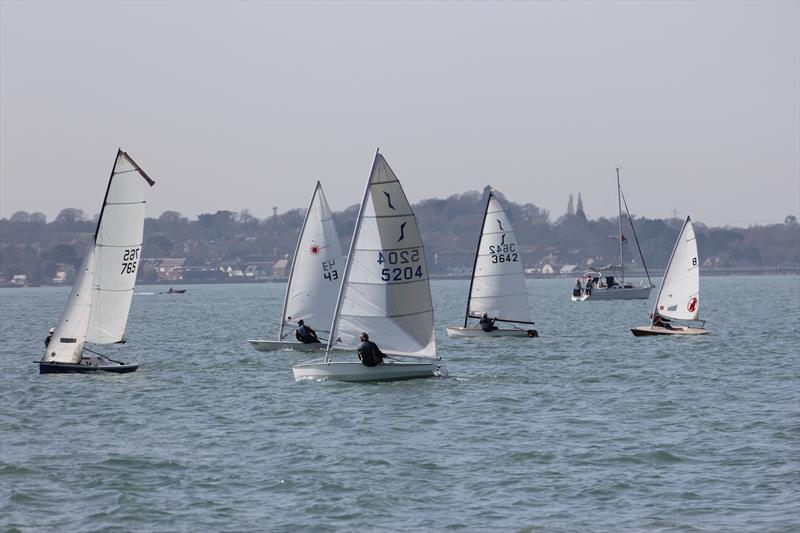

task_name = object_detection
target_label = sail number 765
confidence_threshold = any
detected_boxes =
[121,248,140,275]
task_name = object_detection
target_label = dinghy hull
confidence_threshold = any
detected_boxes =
[292,360,444,382]
[248,340,325,353]
[573,286,652,301]
[630,326,708,336]
[38,362,140,374]
[445,326,537,338]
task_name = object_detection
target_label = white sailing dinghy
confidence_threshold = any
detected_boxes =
[292,151,447,382]
[248,181,345,353]
[39,149,155,374]
[631,216,708,336]
[572,169,654,301]
[445,189,537,338]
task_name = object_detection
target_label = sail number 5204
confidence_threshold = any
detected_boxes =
[377,249,424,282]
[121,248,140,275]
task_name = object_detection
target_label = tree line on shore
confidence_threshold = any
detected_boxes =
[1,188,798,285]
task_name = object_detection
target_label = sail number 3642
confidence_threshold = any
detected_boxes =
[377,250,424,281]
[121,248,140,275]
[489,243,518,263]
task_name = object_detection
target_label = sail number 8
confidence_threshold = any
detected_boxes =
[377,249,424,282]
[121,248,140,275]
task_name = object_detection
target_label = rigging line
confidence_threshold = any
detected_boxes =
[83,346,125,365]
[105,201,146,206]
[620,189,653,287]
[467,315,535,324]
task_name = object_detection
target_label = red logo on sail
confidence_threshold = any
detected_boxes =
[309,242,321,255]
[687,297,697,313]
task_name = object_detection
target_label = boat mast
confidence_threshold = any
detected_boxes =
[463,189,493,328]
[92,149,123,244]
[94,150,155,244]
[620,188,654,288]
[616,168,625,284]
[324,149,379,362]
[277,181,321,340]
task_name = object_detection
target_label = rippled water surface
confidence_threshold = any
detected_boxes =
[1,277,798,531]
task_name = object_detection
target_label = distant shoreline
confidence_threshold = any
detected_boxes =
[3,268,798,289]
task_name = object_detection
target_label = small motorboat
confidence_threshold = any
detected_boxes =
[163,287,186,294]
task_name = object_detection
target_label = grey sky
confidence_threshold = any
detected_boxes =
[1,1,798,227]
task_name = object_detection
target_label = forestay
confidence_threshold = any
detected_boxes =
[466,192,532,324]
[279,182,345,339]
[652,216,700,322]
[42,150,154,364]
[328,153,436,358]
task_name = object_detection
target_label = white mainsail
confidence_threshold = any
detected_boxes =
[466,192,532,324]
[328,152,436,358]
[43,150,154,364]
[652,216,700,323]
[279,182,345,339]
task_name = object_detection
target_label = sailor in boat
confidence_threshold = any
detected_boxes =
[479,313,498,333]
[45,327,55,347]
[573,279,582,298]
[585,278,593,296]
[295,319,321,344]
[652,314,675,330]
[357,332,385,367]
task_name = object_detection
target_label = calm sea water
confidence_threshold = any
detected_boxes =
[1,277,798,532]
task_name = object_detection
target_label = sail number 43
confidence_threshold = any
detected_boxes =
[121,248,140,274]
[322,258,338,281]
[377,249,424,281]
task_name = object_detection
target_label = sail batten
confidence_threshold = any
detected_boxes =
[328,153,436,359]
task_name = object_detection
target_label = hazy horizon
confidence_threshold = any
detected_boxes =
[2,1,798,227]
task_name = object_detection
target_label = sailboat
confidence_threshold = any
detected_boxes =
[445,189,538,338]
[38,149,155,374]
[631,216,708,336]
[292,151,447,382]
[248,181,345,352]
[572,168,654,301]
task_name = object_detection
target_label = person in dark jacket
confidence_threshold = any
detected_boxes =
[574,278,582,297]
[479,313,498,332]
[357,332,384,367]
[295,319,321,344]
[45,327,55,347]
[653,315,675,330]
